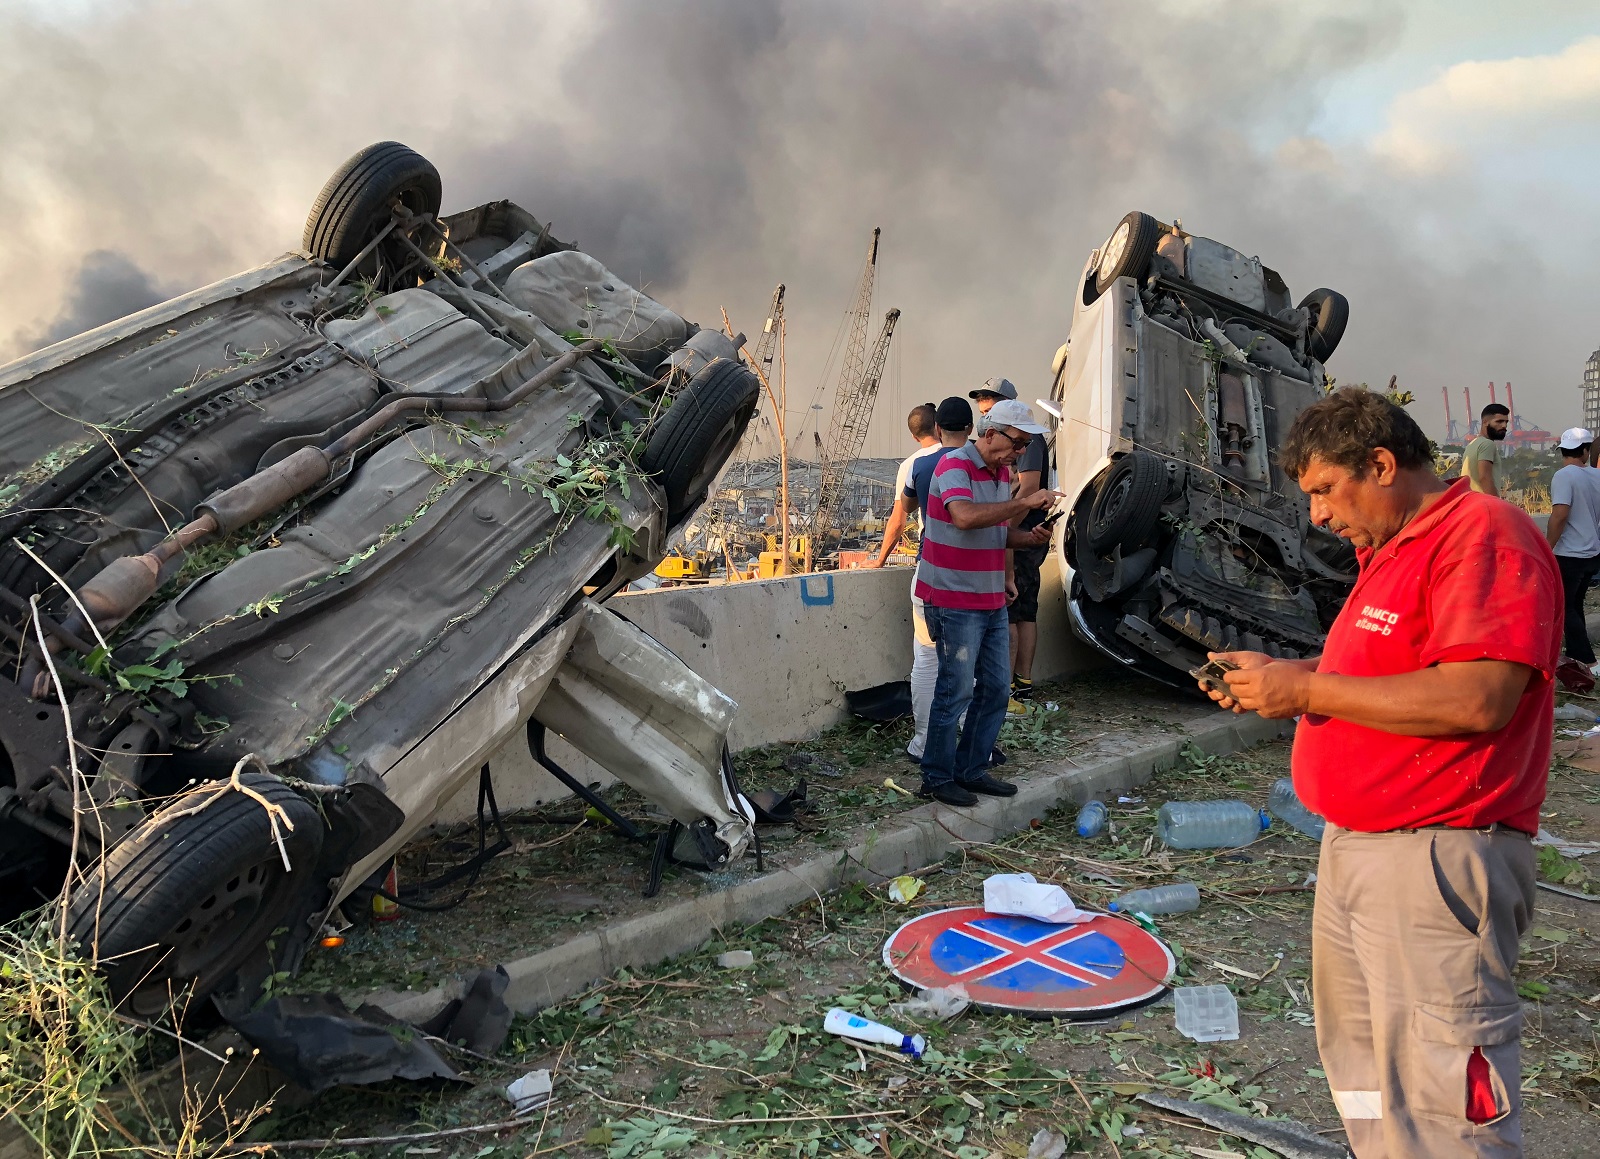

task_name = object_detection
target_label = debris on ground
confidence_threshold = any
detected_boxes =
[504,1068,553,1116]
[888,984,971,1023]
[1173,984,1241,1043]
[982,871,1094,923]
[1136,1090,1350,1158]
[714,950,755,969]
[886,874,925,904]
[824,1008,926,1058]
[229,994,462,1092]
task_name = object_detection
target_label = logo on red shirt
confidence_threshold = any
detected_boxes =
[1354,605,1399,635]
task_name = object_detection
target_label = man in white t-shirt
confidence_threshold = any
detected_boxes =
[869,403,940,568]
[1547,427,1600,668]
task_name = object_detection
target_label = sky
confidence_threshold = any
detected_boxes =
[1,0,1598,455]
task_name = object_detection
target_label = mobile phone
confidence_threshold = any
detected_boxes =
[1039,509,1063,531]
[1188,656,1240,693]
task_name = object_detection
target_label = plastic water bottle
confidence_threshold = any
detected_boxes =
[1267,778,1327,841]
[1157,800,1268,850]
[1075,800,1107,838]
[1108,882,1200,915]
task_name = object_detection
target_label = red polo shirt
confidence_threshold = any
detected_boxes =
[1291,479,1560,834]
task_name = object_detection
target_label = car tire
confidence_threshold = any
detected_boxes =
[642,358,761,525]
[66,773,324,1017]
[1299,288,1348,363]
[1092,211,1163,298]
[1086,450,1166,555]
[303,141,443,270]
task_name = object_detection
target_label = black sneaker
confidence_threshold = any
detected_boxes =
[958,772,1017,797]
[988,744,1008,768]
[1012,676,1035,700]
[917,780,979,807]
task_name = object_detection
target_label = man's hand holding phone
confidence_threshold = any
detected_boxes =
[1195,650,1313,718]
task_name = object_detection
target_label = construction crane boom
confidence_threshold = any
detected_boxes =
[811,306,901,553]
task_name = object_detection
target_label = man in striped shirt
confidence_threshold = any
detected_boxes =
[918,398,1062,806]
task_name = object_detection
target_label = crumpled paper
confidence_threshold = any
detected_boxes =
[983,872,1094,924]
[888,984,970,1022]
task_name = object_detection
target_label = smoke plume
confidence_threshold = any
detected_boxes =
[0,0,1594,451]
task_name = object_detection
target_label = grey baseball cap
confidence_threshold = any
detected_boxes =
[969,377,1017,401]
[981,399,1048,435]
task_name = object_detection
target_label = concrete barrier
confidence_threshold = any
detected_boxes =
[439,560,1106,822]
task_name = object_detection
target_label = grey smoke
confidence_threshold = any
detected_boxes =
[0,1,1592,449]
[18,250,176,353]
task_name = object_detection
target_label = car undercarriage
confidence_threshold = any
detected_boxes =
[1052,211,1357,688]
[0,142,760,1014]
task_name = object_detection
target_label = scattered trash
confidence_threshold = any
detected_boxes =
[1116,795,1143,804]
[1074,799,1107,838]
[1536,828,1600,857]
[1157,800,1269,849]
[845,680,913,722]
[716,950,755,969]
[888,984,970,1022]
[418,966,514,1056]
[504,1069,553,1116]
[227,994,462,1092]
[983,872,1094,924]
[1027,1127,1067,1159]
[783,751,842,778]
[1554,703,1596,721]
[747,781,807,824]
[1173,984,1239,1042]
[1135,1091,1349,1158]
[883,777,915,796]
[1122,1125,1144,1136]
[1108,883,1200,915]
[1267,778,1327,840]
[886,875,925,904]
[823,1008,925,1058]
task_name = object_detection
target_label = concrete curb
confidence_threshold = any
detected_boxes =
[360,710,1292,1021]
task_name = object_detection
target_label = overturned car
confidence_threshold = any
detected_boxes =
[0,142,759,1015]
[1052,211,1356,687]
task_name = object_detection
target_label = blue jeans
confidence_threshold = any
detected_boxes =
[919,605,1010,787]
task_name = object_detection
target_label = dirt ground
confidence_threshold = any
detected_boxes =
[249,676,1600,1158]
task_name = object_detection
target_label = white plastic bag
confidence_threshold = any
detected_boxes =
[982,872,1094,924]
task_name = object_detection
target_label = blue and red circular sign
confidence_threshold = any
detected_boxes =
[883,906,1175,1017]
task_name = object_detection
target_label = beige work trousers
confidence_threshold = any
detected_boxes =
[1313,823,1536,1158]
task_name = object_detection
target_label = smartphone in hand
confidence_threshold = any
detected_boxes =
[1189,656,1240,694]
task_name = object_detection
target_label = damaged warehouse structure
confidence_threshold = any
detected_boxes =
[0,142,761,1017]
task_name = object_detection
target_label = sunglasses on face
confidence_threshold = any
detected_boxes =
[991,428,1031,450]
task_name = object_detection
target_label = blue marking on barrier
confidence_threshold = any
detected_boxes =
[799,574,835,606]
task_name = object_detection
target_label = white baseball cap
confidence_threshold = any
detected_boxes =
[1559,427,1594,450]
[980,398,1048,435]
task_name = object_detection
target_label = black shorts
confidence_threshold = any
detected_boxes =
[1009,543,1048,624]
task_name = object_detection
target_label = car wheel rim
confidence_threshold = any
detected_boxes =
[1098,222,1130,281]
[127,857,281,1016]
[1093,473,1134,536]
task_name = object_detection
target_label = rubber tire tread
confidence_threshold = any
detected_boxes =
[1299,287,1349,363]
[641,359,761,524]
[303,141,442,267]
[66,774,323,1002]
[1087,450,1166,555]
[1094,211,1163,296]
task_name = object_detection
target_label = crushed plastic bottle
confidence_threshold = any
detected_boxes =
[1108,882,1200,915]
[1267,778,1327,841]
[1075,799,1107,838]
[1157,800,1268,850]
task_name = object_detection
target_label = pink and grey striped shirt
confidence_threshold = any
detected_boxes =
[914,443,1010,610]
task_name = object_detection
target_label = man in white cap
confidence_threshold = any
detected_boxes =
[1547,427,1600,672]
[918,398,1062,805]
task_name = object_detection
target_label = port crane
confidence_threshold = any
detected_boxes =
[809,228,900,560]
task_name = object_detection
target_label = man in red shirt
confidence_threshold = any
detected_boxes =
[1203,389,1559,1158]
